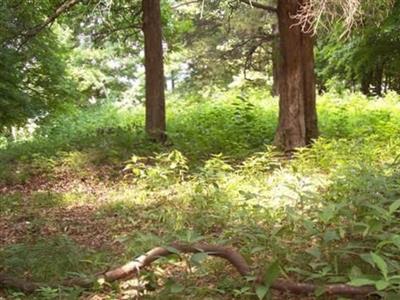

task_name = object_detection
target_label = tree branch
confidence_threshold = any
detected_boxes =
[239,0,277,13]
[172,0,201,10]
[19,0,82,44]
[24,0,82,38]
[0,242,377,296]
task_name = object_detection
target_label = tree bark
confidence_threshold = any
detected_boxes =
[271,24,280,97]
[373,63,384,96]
[274,0,318,152]
[170,70,176,91]
[142,0,167,142]
[301,29,318,144]
[360,71,371,96]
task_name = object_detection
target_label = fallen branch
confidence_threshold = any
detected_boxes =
[0,242,376,296]
[0,273,40,294]
[102,242,251,280]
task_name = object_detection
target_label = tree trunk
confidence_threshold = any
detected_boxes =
[271,24,279,97]
[142,0,166,142]
[360,71,371,96]
[383,74,388,94]
[171,70,175,91]
[274,0,318,152]
[373,63,384,96]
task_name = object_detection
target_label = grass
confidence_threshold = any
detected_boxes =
[1,89,400,299]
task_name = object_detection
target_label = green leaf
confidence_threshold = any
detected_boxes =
[323,229,340,243]
[349,266,362,277]
[349,278,376,287]
[389,275,400,284]
[303,219,316,233]
[244,275,257,282]
[371,252,388,279]
[255,285,269,300]
[170,283,184,293]
[250,246,265,254]
[319,205,336,223]
[389,199,400,214]
[359,253,374,267]
[391,235,400,248]
[375,280,390,291]
[306,247,321,259]
[263,260,281,286]
[190,252,208,266]
[314,286,325,297]
[165,246,180,255]
[385,292,400,300]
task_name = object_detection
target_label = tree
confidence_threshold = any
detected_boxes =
[315,1,400,96]
[239,0,317,151]
[0,1,77,130]
[273,0,318,151]
[173,1,277,91]
[2,0,172,142]
[143,0,167,142]
[72,0,173,142]
[241,0,395,151]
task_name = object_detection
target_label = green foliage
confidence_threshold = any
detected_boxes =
[0,236,89,283]
[1,90,400,298]
[124,150,189,188]
[0,2,78,129]
[169,1,277,91]
[316,2,400,95]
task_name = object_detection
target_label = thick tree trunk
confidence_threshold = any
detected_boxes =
[142,0,166,142]
[274,0,318,152]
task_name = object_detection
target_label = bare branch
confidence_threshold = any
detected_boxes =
[172,0,201,10]
[239,0,277,13]
[292,0,396,34]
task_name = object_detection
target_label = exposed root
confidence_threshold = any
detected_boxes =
[0,242,376,296]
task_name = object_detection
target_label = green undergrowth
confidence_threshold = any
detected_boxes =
[1,236,109,300]
[1,90,400,299]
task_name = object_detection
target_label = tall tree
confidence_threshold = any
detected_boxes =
[273,0,318,151]
[240,0,318,152]
[142,0,167,142]
[239,0,394,151]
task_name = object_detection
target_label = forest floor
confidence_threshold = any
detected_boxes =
[1,90,400,299]
[0,170,316,300]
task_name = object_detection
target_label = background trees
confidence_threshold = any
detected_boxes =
[0,1,77,130]
[316,1,400,95]
[1,0,399,147]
